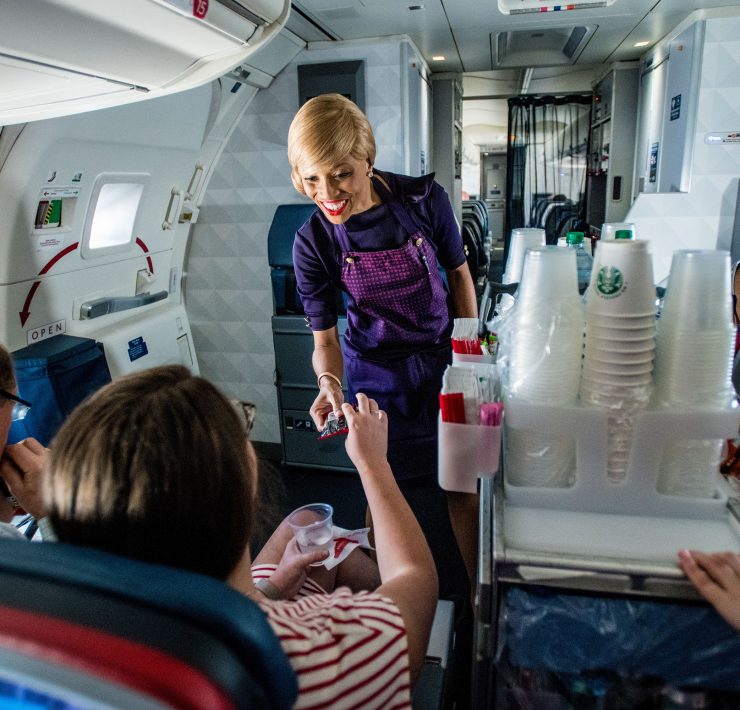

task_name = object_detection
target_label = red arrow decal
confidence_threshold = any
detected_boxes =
[19,281,41,326]
[19,242,79,326]
[136,237,154,273]
[39,242,79,274]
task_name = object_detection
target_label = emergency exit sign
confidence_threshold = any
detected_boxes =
[27,319,66,345]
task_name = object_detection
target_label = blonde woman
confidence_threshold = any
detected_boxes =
[288,93,479,588]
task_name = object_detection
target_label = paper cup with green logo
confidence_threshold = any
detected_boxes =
[586,241,656,316]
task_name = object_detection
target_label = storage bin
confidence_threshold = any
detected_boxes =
[503,399,740,519]
[438,414,502,493]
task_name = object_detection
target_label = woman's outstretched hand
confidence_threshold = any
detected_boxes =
[678,549,740,630]
[342,394,388,474]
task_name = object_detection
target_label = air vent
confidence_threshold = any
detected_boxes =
[493,25,594,68]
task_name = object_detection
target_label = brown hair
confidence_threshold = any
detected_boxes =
[45,365,255,580]
[287,93,377,194]
[0,345,15,391]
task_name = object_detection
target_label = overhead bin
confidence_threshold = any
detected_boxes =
[0,0,290,124]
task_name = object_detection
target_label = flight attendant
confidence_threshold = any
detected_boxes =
[287,93,479,591]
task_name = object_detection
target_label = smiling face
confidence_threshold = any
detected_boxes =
[298,155,380,224]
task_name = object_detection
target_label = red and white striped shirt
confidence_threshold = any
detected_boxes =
[252,563,411,709]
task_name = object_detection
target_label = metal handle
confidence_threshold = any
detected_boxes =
[79,290,168,320]
[162,188,182,230]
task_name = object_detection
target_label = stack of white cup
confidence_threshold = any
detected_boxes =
[581,240,657,483]
[500,228,546,314]
[653,250,735,498]
[504,246,584,487]
[601,222,636,240]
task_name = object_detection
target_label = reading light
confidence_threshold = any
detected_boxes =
[634,41,650,47]
[432,55,446,61]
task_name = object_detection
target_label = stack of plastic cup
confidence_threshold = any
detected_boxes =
[653,250,735,498]
[502,247,584,487]
[581,240,658,483]
[499,228,546,315]
[601,222,636,240]
[503,228,547,284]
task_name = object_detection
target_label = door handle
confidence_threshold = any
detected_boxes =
[79,290,168,320]
[162,188,183,230]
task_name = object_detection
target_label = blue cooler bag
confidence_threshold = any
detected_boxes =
[9,335,112,446]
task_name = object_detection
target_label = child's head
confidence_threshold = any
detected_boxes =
[46,365,256,580]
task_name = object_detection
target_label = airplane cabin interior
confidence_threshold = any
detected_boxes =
[1,1,740,708]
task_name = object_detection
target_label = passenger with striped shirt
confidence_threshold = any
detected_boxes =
[44,365,438,709]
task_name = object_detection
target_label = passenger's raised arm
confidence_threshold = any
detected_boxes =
[342,393,438,681]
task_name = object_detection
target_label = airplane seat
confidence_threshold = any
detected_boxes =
[268,204,353,471]
[267,203,317,316]
[0,537,297,710]
[8,334,112,447]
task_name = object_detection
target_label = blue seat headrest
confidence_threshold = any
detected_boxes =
[268,204,317,267]
[0,538,297,709]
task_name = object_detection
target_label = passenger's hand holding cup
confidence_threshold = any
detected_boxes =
[287,503,334,566]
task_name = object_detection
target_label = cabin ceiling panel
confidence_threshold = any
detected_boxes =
[292,0,736,74]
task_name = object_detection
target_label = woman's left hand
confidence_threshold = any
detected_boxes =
[269,538,329,599]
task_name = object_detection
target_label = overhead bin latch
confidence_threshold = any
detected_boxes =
[79,291,168,320]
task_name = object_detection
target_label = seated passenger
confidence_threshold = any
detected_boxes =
[43,365,438,707]
[0,344,48,532]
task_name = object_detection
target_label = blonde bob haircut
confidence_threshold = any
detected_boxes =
[287,93,377,195]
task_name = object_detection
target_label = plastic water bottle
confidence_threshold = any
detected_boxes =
[566,230,593,294]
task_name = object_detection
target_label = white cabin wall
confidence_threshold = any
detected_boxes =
[187,36,426,444]
[0,87,215,376]
[627,10,740,283]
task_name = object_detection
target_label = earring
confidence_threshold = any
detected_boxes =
[367,169,374,178]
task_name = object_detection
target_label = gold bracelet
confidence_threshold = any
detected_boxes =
[317,371,342,389]
[255,578,282,600]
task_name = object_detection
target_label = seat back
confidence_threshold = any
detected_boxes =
[0,538,297,710]
[9,334,112,446]
[268,203,317,315]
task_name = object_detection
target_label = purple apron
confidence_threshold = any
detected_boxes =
[333,179,452,480]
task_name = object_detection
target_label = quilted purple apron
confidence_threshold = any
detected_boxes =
[333,179,453,480]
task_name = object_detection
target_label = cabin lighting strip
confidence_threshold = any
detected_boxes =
[510,2,607,13]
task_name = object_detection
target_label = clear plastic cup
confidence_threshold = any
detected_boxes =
[287,503,334,563]
[517,246,580,303]
[503,228,546,284]
[659,250,732,332]
[601,222,636,240]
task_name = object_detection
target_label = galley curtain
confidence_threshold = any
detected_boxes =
[505,94,592,260]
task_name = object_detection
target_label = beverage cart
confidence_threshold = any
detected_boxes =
[472,401,740,709]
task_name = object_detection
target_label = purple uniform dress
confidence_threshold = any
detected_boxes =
[293,170,467,480]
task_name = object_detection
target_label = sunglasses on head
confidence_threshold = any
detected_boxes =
[232,400,256,436]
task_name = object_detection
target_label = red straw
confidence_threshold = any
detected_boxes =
[439,392,466,423]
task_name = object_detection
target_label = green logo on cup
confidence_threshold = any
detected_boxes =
[596,266,625,297]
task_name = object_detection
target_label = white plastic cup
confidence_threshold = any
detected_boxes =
[504,228,546,284]
[601,222,636,240]
[659,250,732,332]
[517,246,580,303]
[586,241,656,316]
[288,503,334,562]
